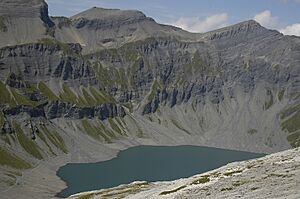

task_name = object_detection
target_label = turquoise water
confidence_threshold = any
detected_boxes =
[57,145,264,197]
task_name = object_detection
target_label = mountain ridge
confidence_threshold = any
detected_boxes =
[1,0,292,52]
[0,1,300,198]
[71,7,148,21]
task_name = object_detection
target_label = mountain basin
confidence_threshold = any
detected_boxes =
[57,145,265,197]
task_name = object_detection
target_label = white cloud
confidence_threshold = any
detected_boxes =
[280,23,300,36]
[172,13,228,33]
[253,10,279,29]
[253,10,300,36]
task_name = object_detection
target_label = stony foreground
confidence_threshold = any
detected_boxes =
[1,0,300,198]
[71,147,300,199]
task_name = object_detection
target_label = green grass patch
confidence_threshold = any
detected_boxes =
[127,114,144,137]
[36,131,56,156]
[115,118,128,136]
[77,193,95,199]
[37,38,73,54]
[11,88,38,107]
[82,120,112,143]
[59,83,80,105]
[232,180,249,187]
[171,119,191,135]
[121,46,141,62]
[287,131,300,148]
[190,175,210,185]
[24,82,38,94]
[82,87,97,106]
[280,102,300,119]
[90,87,115,104]
[101,182,150,198]
[2,134,17,145]
[282,111,300,133]
[131,57,143,73]
[0,111,5,128]
[147,79,163,102]
[159,185,187,195]
[60,84,116,107]
[38,82,59,101]
[39,126,68,153]
[1,134,12,145]
[92,62,111,88]
[108,118,123,135]
[116,68,128,89]
[280,101,300,147]
[97,121,116,140]
[92,62,127,89]
[13,122,43,160]
[0,147,31,169]
[89,87,106,105]
[0,81,16,106]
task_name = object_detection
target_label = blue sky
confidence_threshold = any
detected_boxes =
[46,0,300,36]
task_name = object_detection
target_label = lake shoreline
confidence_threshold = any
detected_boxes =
[56,145,264,197]
[1,134,278,199]
[69,147,300,199]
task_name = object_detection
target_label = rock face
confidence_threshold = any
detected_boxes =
[71,7,148,22]
[0,0,54,47]
[0,2,300,199]
[0,0,299,179]
[70,147,300,199]
[0,0,49,18]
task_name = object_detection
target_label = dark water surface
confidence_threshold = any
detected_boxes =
[57,145,264,197]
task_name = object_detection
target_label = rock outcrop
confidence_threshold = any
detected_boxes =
[0,0,49,18]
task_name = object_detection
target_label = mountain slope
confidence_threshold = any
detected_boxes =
[0,1,300,197]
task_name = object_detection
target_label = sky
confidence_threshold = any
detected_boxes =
[46,0,300,36]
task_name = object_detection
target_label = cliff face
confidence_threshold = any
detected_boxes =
[0,0,50,19]
[0,0,54,47]
[0,0,299,179]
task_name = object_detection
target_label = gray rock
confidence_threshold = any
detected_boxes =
[0,0,300,175]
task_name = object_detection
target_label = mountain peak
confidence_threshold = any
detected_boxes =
[71,7,147,21]
[0,0,47,17]
[0,0,54,27]
[237,19,262,27]
[233,19,266,31]
[202,19,275,41]
[210,20,264,34]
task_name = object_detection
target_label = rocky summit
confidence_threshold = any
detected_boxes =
[0,0,299,198]
[0,0,49,18]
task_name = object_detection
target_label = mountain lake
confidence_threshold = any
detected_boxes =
[57,145,265,197]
